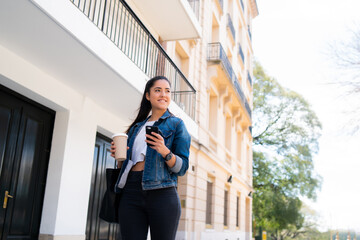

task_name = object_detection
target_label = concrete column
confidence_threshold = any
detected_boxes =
[40,98,97,239]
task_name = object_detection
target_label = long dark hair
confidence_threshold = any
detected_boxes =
[126,76,171,134]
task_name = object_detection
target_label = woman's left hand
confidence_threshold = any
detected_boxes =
[145,132,170,158]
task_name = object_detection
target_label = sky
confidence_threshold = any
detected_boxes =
[252,0,360,232]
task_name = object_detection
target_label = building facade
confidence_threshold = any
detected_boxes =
[0,0,257,239]
[175,0,258,239]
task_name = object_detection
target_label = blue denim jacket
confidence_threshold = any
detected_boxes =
[115,110,191,191]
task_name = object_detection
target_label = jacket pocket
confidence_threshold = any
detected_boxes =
[160,130,174,148]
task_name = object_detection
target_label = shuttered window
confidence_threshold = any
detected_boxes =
[224,189,229,226]
[236,195,240,228]
[206,180,213,225]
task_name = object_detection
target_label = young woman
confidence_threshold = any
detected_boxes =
[110,76,191,240]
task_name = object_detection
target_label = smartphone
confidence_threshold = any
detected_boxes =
[145,126,159,147]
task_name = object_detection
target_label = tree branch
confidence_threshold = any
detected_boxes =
[253,112,282,143]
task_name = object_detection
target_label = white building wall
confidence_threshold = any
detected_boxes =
[0,30,196,238]
[0,43,127,237]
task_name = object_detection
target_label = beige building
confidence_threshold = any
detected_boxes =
[172,0,258,239]
[0,0,257,239]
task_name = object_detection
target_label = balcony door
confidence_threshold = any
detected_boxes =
[86,134,120,240]
[0,85,55,240]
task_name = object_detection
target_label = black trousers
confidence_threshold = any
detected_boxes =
[118,171,181,240]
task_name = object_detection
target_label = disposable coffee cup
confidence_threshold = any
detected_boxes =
[112,133,128,161]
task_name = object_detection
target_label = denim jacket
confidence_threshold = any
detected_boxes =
[115,110,191,191]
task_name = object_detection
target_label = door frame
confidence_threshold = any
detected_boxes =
[0,84,55,240]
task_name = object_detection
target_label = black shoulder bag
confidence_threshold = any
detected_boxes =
[99,168,121,223]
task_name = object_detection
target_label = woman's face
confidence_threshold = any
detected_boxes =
[146,79,171,111]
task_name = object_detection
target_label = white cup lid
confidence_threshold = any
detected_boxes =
[112,133,128,138]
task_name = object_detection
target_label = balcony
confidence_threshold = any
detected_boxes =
[130,0,201,40]
[240,0,244,11]
[207,43,251,119]
[248,25,252,41]
[227,14,236,41]
[247,71,252,86]
[238,43,245,63]
[71,0,196,119]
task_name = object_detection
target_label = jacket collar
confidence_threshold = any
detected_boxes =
[159,109,172,120]
[135,109,172,127]
[146,109,172,121]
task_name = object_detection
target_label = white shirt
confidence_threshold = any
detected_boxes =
[117,121,155,188]
[131,121,155,164]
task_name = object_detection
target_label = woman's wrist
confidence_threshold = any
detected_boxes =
[161,147,171,158]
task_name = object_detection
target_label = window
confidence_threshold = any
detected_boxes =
[237,131,242,162]
[224,188,229,227]
[236,194,240,228]
[246,52,251,74]
[211,14,220,42]
[206,178,214,226]
[209,93,218,136]
[225,116,232,151]
[209,92,218,152]
[173,42,191,111]
[238,21,244,45]
[246,144,251,180]
[245,197,251,239]
[174,42,189,78]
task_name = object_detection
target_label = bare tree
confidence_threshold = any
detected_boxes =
[329,23,360,133]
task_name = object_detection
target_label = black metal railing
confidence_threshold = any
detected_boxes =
[207,43,251,119]
[247,71,252,86]
[207,43,232,79]
[248,25,252,41]
[245,101,251,119]
[70,0,196,120]
[187,0,200,20]
[227,14,235,40]
[238,43,244,63]
[240,0,244,11]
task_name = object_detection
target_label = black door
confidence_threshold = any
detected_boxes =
[0,85,55,240]
[86,134,120,240]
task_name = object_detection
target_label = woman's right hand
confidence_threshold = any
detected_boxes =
[110,142,116,158]
[110,142,129,158]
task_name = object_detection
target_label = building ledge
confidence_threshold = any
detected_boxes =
[130,0,202,40]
